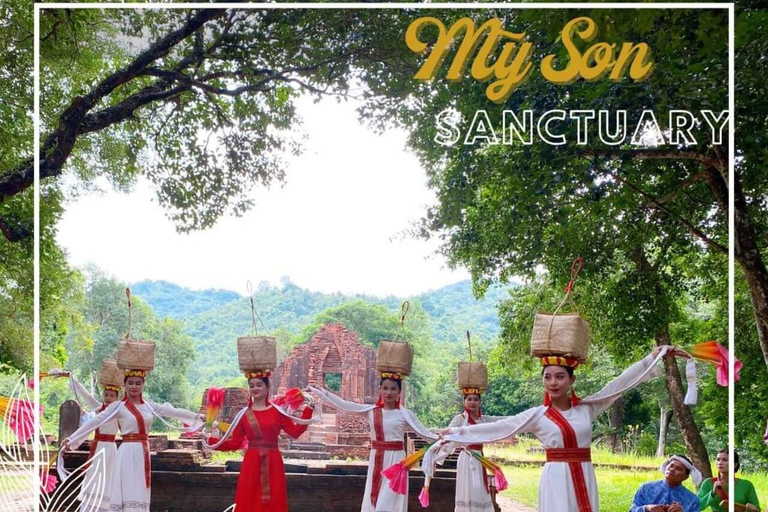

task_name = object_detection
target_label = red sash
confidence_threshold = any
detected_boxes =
[245,409,271,504]
[370,407,397,507]
[545,407,592,512]
[467,414,490,492]
[123,400,151,488]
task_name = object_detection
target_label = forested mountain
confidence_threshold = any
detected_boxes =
[128,278,515,390]
[129,281,241,319]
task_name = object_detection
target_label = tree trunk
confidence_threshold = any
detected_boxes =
[656,405,673,458]
[734,174,768,370]
[605,396,625,453]
[656,329,712,478]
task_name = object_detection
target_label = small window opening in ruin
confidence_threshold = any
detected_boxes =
[324,373,342,392]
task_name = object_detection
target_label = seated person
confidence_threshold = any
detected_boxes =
[629,455,701,512]
[698,449,760,512]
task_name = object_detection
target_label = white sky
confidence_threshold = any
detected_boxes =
[56,95,471,297]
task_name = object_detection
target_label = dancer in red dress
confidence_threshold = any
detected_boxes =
[203,371,319,512]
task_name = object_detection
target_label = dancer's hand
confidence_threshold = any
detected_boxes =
[667,503,683,512]
[712,480,725,495]
[745,504,759,512]
[643,505,666,512]
[60,440,71,452]
[435,428,450,438]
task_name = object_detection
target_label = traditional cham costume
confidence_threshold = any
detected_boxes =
[309,335,438,512]
[203,336,323,512]
[60,342,203,512]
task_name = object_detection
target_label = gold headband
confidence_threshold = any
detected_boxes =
[245,370,271,379]
[124,369,147,378]
[461,387,483,395]
[103,385,122,392]
[380,372,403,381]
[539,356,580,369]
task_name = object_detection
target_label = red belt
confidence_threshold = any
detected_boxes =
[371,441,404,451]
[122,434,148,442]
[467,444,483,451]
[248,442,278,450]
[546,448,592,463]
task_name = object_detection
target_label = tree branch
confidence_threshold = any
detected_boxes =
[582,148,723,171]
[0,215,30,243]
[613,173,728,255]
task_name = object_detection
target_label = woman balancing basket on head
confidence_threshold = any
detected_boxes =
[308,302,440,512]
[202,335,322,512]
[423,260,691,512]
[59,289,205,512]
[47,359,124,511]
[428,334,509,512]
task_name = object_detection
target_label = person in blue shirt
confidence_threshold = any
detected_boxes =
[629,455,701,512]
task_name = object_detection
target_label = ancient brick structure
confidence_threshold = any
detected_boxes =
[273,323,378,404]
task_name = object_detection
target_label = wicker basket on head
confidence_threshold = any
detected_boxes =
[376,340,413,376]
[530,311,590,362]
[237,336,277,373]
[98,358,124,388]
[457,362,488,391]
[116,339,156,372]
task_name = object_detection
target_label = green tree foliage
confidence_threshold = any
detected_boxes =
[61,267,197,409]
[353,8,729,475]
[0,0,33,373]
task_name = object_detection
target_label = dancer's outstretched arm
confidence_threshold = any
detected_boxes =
[307,385,370,414]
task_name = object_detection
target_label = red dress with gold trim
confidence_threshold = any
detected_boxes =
[209,405,312,512]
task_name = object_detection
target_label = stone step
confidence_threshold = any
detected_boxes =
[307,424,340,433]
[289,442,328,452]
[307,432,339,444]
[281,450,332,460]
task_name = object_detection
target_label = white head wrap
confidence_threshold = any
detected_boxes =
[661,455,702,487]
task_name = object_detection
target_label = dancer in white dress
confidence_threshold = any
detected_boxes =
[434,389,502,512]
[309,374,439,512]
[425,347,690,512]
[60,369,203,512]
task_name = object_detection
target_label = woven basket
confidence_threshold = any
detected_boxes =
[376,340,413,376]
[530,311,590,362]
[237,336,277,372]
[98,358,124,388]
[457,362,488,391]
[116,339,156,371]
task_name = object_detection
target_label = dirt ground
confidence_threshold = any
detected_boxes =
[497,495,536,512]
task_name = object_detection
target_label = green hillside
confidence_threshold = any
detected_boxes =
[129,278,515,388]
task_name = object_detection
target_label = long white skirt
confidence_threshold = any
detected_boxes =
[362,448,407,512]
[455,450,494,512]
[79,442,117,512]
[538,461,598,512]
[107,443,151,512]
